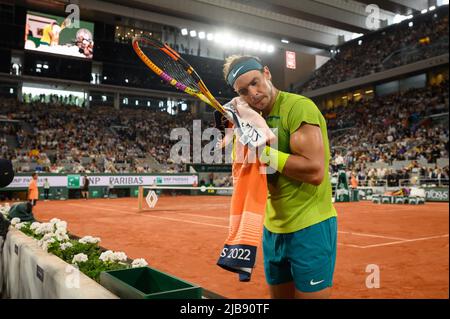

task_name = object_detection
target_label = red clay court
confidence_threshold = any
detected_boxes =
[30,196,449,299]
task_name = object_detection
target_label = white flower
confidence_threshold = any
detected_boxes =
[79,235,101,244]
[55,221,67,231]
[60,242,73,251]
[99,250,127,262]
[55,230,69,242]
[113,252,128,262]
[30,222,41,231]
[40,237,55,252]
[55,228,69,241]
[42,233,55,241]
[131,258,148,268]
[14,222,25,230]
[72,253,88,264]
[99,250,114,262]
[35,223,53,235]
[50,218,61,225]
[11,218,21,226]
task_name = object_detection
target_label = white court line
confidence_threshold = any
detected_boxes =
[85,202,229,221]
[359,234,449,249]
[177,213,228,220]
[338,231,407,241]
[68,203,228,229]
[67,202,448,249]
[338,243,365,248]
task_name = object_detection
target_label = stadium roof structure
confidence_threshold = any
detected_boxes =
[23,0,434,55]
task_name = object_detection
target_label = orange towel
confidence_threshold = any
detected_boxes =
[217,98,275,281]
[217,143,267,281]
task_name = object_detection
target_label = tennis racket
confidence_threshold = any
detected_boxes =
[132,35,225,114]
[132,35,267,148]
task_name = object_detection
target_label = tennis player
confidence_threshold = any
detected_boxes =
[223,55,338,299]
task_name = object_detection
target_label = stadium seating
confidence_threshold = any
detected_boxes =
[299,7,448,93]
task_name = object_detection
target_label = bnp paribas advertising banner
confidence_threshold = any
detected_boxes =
[424,187,449,202]
[3,175,198,189]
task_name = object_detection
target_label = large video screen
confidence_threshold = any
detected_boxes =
[25,11,94,59]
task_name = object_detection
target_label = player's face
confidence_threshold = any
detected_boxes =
[233,67,276,114]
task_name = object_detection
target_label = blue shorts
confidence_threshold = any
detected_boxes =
[263,217,337,293]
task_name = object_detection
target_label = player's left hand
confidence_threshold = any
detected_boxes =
[223,97,276,148]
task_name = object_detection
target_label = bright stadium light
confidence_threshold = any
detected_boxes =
[198,31,205,39]
[43,64,49,69]
[421,9,428,14]
[125,78,129,83]
[223,33,234,46]
[267,45,275,53]
[393,14,408,23]
[181,28,188,36]
[189,30,197,37]
[36,63,42,68]
[442,0,449,5]
[429,6,436,11]
[358,40,363,45]
[252,41,261,51]
[230,36,238,47]
[214,33,223,43]
[409,21,414,27]
[206,33,214,41]
[281,39,289,44]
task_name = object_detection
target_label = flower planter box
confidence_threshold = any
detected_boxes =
[100,266,202,299]
[1,228,118,299]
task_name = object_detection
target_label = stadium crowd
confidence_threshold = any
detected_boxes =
[327,80,449,186]
[300,9,448,92]
[0,77,448,188]
[0,97,205,174]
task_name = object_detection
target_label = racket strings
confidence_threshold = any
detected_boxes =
[140,45,201,92]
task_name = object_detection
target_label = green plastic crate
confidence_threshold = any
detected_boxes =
[100,266,202,299]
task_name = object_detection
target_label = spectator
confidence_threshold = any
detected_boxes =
[44,178,50,200]
[28,172,39,207]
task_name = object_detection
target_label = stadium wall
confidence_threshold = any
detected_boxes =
[0,173,199,200]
